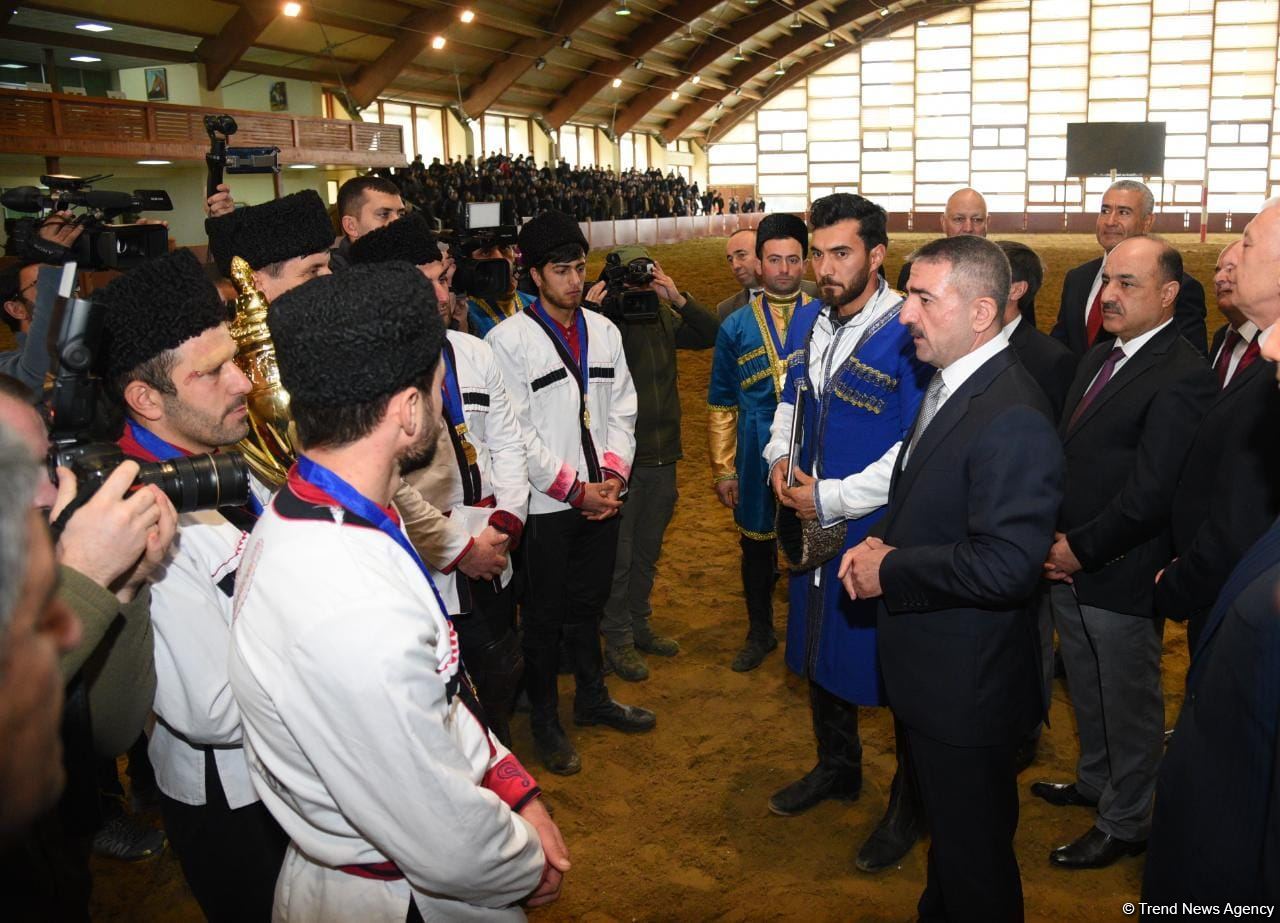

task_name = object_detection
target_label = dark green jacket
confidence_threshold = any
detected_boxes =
[620,293,719,466]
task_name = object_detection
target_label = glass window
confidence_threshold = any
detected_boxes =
[381,102,415,161]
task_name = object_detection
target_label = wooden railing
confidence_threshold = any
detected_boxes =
[0,88,405,168]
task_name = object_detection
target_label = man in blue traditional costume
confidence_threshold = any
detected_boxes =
[764,194,933,873]
[708,213,817,673]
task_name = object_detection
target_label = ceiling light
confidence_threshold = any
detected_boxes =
[917,20,927,26]
[460,8,475,23]
[732,46,745,61]
[745,0,758,5]
[734,86,742,95]
[823,34,836,48]
[670,90,679,100]
[430,35,446,50]
[290,164,317,170]
[790,14,802,29]
[137,160,170,165]
[879,8,889,16]
[75,22,111,32]
[616,0,631,15]
[633,58,643,69]
[0,63,27,69]
[774,62,786,75]
[283,1,301,16]
[611,77,622,88]
[691,74,700,84]
[535,57,546,70]
[69,55,100,63]
[560,36,571,48]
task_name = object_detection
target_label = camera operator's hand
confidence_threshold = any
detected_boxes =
[38,212,84,248]
[53,462,177,604]
[206,183,234,218]
[648,261,686,308]
[582,280,607,309]
[457,526,510,580]
[714,478,739,509]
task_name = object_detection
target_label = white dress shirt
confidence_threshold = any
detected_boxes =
[1080,317,1173,394]
[1212,319,1259,387]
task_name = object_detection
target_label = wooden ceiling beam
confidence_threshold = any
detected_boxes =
[196,0,279,90]
[611,0,829,137]
[348,6,457,109]
[458,0,612,120]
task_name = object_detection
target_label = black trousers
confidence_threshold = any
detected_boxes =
[160,752,288,923]
[908,728,1023,923]
[454,576,523,748]
[521,509,621,720]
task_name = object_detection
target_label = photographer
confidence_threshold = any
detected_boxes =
[0,374,176,921]
[589,245,719,682]
[0,217,84,391]
[465,238,536,338]
[96,250,284,922]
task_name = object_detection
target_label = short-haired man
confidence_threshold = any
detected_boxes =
[98,249,287,920]
[349,214,530,747]
[488,212,655,775]
[206,190,335,300]
[895,188,989,290]
[1143,201,1280,909]
[841,235,1065,920]
[329,174,407,271]
[708,213,818,672]
[0,425,81,836]
[1050,180,1207,359]
[763,194,932,871]
[1205,240,1259,387]
[717,228,818,320]
[230,264,563,921]
[996,240,1076,420]
[1034,235,1216,869]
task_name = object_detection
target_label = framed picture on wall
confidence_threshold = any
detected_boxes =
[145,67,167,102]
[270,81,288,111]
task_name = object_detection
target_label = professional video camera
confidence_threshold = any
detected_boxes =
[1,174,172,270]
[43,263,249,517]
[594,250,659,324]
[450,200,518,302]
[204,114,280,198]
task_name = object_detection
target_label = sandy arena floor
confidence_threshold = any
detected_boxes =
[83,232,1234,922]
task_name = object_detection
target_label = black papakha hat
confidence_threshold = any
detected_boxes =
[97,248,231,384]
[205,190,334,277]
[348,212,441,267]
[268,262,445,407]
[756,213,809,259]
[517,210,589,269]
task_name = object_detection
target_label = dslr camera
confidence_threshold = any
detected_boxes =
[450,200,518,302]
[205,114,280,198]
[1,174,172,270]
[594,251,660,324]
[43,263,249,515]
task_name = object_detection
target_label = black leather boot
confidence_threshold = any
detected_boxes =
[460,629,523,749]
[733,536,780,672]
[855,719,923,872]
[769,682,862,815]
[567,622,657,733]
[525,642,580,776]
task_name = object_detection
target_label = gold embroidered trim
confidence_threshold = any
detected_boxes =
[740,367,774,390]
[707,403,739,413]
[832,383,886,414]
[844,357,899,391]
[738,526,778,540]
[738,346,767,365]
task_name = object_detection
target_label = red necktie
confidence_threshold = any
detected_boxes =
[1069,346,1125,430]
[1237,336,1261,378]
[1215,329,1242,388]
[1085,288,1104,347]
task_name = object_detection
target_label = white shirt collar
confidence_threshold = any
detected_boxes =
[939,328,1011,398]
[821,276,896,331]
[1115,317,1173,358]
[1260,322,1277,349]
[1236,319,1260,342]
[1002,314,1023,336]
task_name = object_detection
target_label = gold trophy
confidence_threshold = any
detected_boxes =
[228,255,296,487]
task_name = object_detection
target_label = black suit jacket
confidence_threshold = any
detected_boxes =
[1154,358,1280,630]
[1208,321,1229,364]
[1143,523,1280,905]
[1051,256,1209,358]
[1057,324,1216,615]
[876,349,1064,748]
[1007,319,1076,421]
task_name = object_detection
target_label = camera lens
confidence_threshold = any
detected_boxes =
[135,453,250,513]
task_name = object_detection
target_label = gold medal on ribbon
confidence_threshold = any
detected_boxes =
[583,409,592,428]
[456,423,477,465]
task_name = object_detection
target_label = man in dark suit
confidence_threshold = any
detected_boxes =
[1034,236,1216,869]
[840,235,1064,921]
[996,240,1076,420]
[1050,181,1208,359]
[1154,236,1278,649]
[716,228,818,319]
